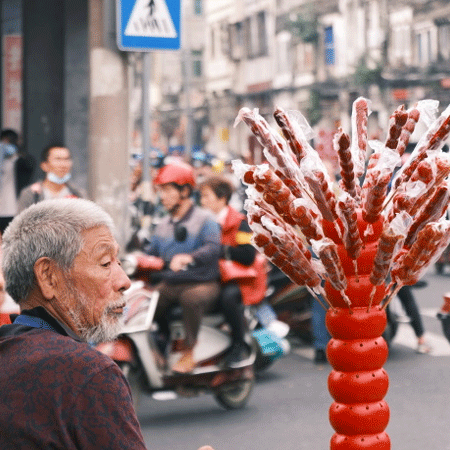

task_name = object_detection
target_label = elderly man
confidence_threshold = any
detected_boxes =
[0,198,148,449]
[0,198,216,450]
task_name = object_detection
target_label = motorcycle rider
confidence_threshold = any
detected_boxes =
[143,162,222,373]
[199,175,266,365]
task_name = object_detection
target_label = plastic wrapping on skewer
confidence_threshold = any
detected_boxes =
[235,161,298,226]
[311,238,348,295]
[369,211,411,287]
[234,107,306,199]
[250,216,323,293]
[385,181,427,223]
[337,192,363,261]
[273,106,311,164]
[350,97,371,178]
[245,197,313,261]
[290,198,324,243]
[301,153,339,223]
[384,105,408,151]
[253,164,298,225]
[395,106,421,156]
[391,220,450,287]
[362,147,401,224]
[403,181,450,248]
[392,102,450,190]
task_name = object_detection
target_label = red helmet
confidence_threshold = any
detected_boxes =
[153,163,196,187]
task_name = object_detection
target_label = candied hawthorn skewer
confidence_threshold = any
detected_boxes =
[250,219,331,310]
[395,106,420,156]
[351,97,370,178]
[337,193,363,278]
[368,212,410,309]
[385,181,426,223]
[362,147,401,224]
[334,128,359,200]
[253,165,298,226]
[245,164,322,233]
[245,198,313,260]
[403,182,450,248]
[290,198,324,243]
[393,104,450,190]
[236,162,298,226]
[385,221,450,308]
[312,238,351,307]
[385,105,408,151]
[362,169,392,224]
[234,107,305,199]
[303,165,338,223]
[273,106,308,164]
[407,154,450,217]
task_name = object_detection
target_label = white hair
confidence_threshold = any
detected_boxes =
[2,198,115,304]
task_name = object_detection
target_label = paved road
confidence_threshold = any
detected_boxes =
[137,268,450,450]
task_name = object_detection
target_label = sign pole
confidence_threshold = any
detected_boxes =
[141,51,152,229]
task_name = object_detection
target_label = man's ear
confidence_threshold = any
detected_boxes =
[33,257,60,300]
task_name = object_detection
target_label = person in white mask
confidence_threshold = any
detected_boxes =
[0,129,34,233]
[17,144,84,213]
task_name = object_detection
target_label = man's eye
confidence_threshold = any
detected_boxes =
[101,261,111,267]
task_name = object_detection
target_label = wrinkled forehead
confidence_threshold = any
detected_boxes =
[78,226,119,257]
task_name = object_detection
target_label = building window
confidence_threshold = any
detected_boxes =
[438,24,450,60]
[192,50,202,77]
[416,30,431,66]
[257,11,268,56]
[194,0,202,15]
[210,28,215,59]
[230,22,244,60]
[245,12,268,58]
[324,26,335,65]
[276,31,291,73]
[243,17,251,58]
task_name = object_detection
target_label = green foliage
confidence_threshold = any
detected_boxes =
[288,14,319,44]
[354,59,382,86]
[307,90,322,126]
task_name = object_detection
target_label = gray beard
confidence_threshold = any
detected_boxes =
[73,309,124,345]
[64,279,125,345]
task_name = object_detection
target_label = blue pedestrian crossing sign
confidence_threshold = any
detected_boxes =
[117,0,181,51]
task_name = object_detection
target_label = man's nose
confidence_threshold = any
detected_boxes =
[115,263,131,292]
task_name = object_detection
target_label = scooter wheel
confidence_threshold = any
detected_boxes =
[214,379,254,410]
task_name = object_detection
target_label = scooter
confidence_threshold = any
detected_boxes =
[97,253,256,410]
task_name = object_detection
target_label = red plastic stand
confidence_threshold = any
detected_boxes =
[323,213,391,449]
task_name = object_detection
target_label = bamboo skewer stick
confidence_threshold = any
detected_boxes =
[382,283,402,310]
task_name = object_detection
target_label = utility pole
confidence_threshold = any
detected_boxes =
[88,0,130,247]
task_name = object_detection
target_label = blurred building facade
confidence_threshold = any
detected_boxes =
[1,0,450,192]
[198,0,450,163]
[0,0,131,242]
[142,0,450,164]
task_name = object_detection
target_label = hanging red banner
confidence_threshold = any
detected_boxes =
[3,35,23,132]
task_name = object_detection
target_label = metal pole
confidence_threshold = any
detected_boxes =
[184,48,193,162]
[141,51,152,229]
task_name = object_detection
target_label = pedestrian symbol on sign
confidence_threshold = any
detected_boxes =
[124,0,177,38]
